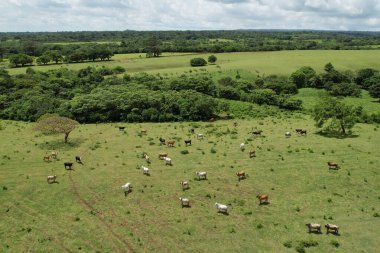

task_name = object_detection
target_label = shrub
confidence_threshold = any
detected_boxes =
[190,58,207,67]
[330,240,340,248]
[283,241,292,248]
[180,150,189,155]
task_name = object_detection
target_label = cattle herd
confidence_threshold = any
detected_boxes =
[44,124,341,234]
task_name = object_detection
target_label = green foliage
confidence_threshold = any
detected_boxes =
[313,95,359,134]
[355,68,378,88]
[283,241,292,248]
[208,55,217,64]
[290,66,317,88]
[9,54,33,67]
[33,114,78,143]
[190,58,207,67]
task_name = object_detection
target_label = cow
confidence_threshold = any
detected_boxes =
[306,223,321,233]
[75,156,82,163]
[295,128,303,133]
[141,129,147,134]
[51,150,58,159]
[180,181,189,190]
[167,140,175,147]
[209,117,215,122]
[300,129,307,135]
[190,128,195,134]
[233,121,238,127]
[252,130,262,136]
[142,166,150,176]
[215,202,228,214]
[144,154,150,163]
[158,152,168,159]
[159,137,166,146]
[196,171,207,180]
[236,171,246,181]
[64,162,73,170]
[256,194,269,204]
[121,182,131,196]
[179,197,190,208]
[328,162,339,169]
[196,133,204,140]
[249,150,256,158]
[163,157,172,166]
[240,143,245,151]
[285,132,291,138]
[325,224,339,234]
[47,175,57,184]
[43,155,50,162]
[119,126,125,131]
[184,140,192,146]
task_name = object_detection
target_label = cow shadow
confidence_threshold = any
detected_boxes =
[218,211,229,216]
[308,230,323,235]
[259,202,270,206]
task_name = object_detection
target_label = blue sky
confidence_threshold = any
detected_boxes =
[1,0,380,32]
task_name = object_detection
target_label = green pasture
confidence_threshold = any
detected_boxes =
[294,89,380,114]
[1,117,379,252]
[5,50,380,77]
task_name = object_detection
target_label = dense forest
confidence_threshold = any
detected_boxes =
[1,30,380,63]
[0,62,379,123]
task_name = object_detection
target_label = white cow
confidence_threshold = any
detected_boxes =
[196,133,204,140]
[285,132,291,138]
[144,154,150,163]
[121,182,131,195]
[163,157,172,165]
[240,143,245,151]
[196,171,207,180]
[142,166,150,175]
[179,197,190,207]
[215,202,228,213]
[180,181,189,190]
[47,175,57,183]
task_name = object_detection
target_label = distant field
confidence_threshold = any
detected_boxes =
[294,88,380,114]
[1,117,379,252]
[5,50,380,76]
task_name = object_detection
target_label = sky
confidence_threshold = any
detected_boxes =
[1,0,380,32]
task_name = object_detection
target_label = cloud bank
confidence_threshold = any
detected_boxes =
[1,0,380,32]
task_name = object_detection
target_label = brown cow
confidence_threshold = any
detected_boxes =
[43,155,50,162]
[327,162,339,169]
[167,140,175,147]
[141,129,147,134]
[236,171,246,181]
[158,152,168,159]
[256,194,269,204]
[252,130,263,136]
[51,150,58,159]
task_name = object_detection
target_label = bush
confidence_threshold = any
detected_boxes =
[190,58,207,67]
[330,240,340,248]
[180,150,189,155]
[295,245,305,253]
[113,66,126,74]
[283,241,292,248]
[208,55,217,64]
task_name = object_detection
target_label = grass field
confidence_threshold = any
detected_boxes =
[4,50,380,77]
[1,117,379,253]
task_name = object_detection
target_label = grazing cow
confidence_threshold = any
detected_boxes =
[119,126,125,131]
[51,150,58,159]
[158,152,168,159]
[75,156,82,163]
[295,128,303,133]
[163,157,172,165]
[64,162,73,170]
[47,175,57,183]
[159,137,166,146]
[306,223,321,233]
[249,150,256,158]
[184,140,192,146]
[179,197,190,208]
[196,133,204,140]
[240,143,245,151]
[43,155,50,162]
[252,130,262,136]
[325,224,339,234]
[121,182,131,195]
[167,140,176,147]
[141,129,147,134]
[196,171,207,180]
[190,128,195,134]
[236,171,246,181]
[256,194,269,204]
[285,132,291,138]
[233,121,238,127]
[180,181,189,190]
[209,117,215,122]
[328,162,339,169]
[144,154,150,163]
[215,202,228,214]
[142,166,150,175]
[300,129,307,135]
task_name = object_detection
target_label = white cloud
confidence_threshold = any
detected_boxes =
[1,0,379,31]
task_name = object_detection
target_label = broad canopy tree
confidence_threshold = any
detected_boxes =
[34,114,78,143]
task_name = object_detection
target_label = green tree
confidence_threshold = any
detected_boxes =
[313,95,359,135]
[50,50,63,64]
[355,68,378,88]
[208,55,217,64]
[36,52,51,65]
[34,114,78,143]
[290,66,316,88]
[368,81,380,101]
[144,37,161,58]
[9,54,34,67]
[190,58,207,67]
